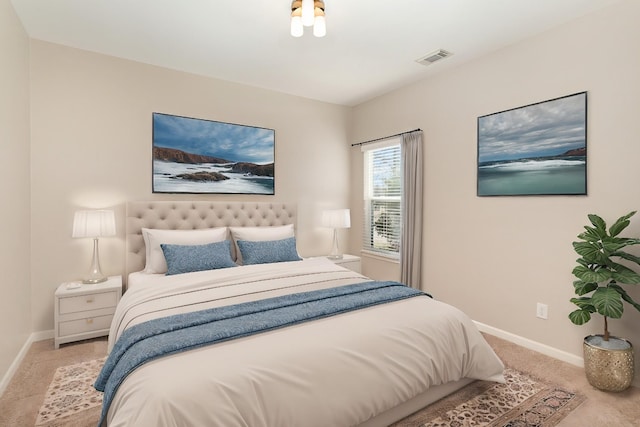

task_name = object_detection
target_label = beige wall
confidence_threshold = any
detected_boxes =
[0,0,31,383]
[351,0,640,380]
[28,41,352,332]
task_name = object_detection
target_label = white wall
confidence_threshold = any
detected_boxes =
[0,0,31,387]
[28,41,352,333]
[350,0,640,381]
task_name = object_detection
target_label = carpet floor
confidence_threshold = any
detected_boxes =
[1,333,639,426]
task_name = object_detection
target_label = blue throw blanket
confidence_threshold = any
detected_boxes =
[94,281,426,426]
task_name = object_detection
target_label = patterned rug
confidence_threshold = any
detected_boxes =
[35,357,106,426]
[35,361,583,426]
[393,368,585,427]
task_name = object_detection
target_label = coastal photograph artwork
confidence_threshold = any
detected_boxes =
[477,92,587,196]
[152,113,275,194]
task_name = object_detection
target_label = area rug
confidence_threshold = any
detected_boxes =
[35,361,583,427]
[35,357,106,426]
[392,368,585,427]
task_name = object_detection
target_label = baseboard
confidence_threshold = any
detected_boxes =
[474,321,584,367]
[0,329,54,397]
[0,335,33,397]
[32,329,54,342]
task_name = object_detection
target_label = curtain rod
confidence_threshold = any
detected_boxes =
[351,128,422,147]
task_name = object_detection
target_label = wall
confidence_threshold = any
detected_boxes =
[0,0,31,387]
[351,0,640,380]
[29,41,352,333]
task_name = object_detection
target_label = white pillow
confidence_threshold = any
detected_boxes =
[229,224,295,265]
[142,227,229,274]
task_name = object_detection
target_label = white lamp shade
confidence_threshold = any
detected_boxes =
[322,209,351,229]
[72,210,116,238]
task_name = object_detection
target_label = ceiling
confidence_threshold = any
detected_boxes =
[11,0,621,106]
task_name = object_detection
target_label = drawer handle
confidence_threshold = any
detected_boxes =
[86,298,94,303]
[86,318,94,324]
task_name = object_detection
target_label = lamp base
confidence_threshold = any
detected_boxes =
[82,276,107,285]
[82,237,107,285]
[327,228,344,260]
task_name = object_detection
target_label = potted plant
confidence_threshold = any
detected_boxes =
[570,211,640,391]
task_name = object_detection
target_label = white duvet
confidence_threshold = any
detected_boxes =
[102,258,504,427]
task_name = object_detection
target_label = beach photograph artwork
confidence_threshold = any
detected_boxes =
[152,113,275,194]
[477,92,587,196]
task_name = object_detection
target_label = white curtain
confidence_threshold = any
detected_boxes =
[400,131,423,289]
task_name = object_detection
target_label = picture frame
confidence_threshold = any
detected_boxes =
[477,92,587,196]
[152,112,275,195]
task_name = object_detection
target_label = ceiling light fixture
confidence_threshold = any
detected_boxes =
[291,0,326,38]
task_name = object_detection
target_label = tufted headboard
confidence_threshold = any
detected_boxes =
[126,201,297,280]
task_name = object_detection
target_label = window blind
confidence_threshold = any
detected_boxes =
[362,138,402,257]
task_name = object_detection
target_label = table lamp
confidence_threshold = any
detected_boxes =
[72,209,116,284]
[322,209,351,260]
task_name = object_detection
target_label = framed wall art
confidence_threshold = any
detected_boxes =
[477,92,587,196]
[152,112,275,195]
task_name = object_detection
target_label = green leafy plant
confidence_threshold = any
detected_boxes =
[570,211,640,341]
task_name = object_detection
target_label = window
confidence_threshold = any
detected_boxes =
[362,138,402,258]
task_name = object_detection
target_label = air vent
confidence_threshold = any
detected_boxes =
[416,49,453,66]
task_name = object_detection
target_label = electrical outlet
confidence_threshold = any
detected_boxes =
[536,303,548,319]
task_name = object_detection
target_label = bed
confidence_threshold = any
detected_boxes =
[96,201,504,427]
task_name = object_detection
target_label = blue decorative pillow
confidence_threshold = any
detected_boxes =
[236,237,302,265]
[160,240,236,275]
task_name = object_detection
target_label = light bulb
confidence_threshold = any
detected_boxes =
[301,0,314,26]
[291,16,304,37]
[313,15,326,37]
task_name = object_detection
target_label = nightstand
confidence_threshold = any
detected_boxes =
[54,275,122,349]
[329,254,361,273]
